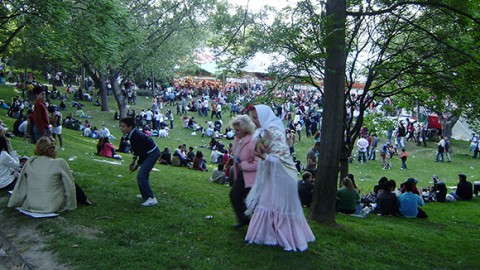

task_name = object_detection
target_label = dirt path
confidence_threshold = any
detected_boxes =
[0,196,70,270]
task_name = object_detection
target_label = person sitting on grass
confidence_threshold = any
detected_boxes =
[159,147,172,165]
[186,146,195,163]
[209,163,226,184]
[8,136,91,214]
[172,145,188,167]
[336,177,360,214]
[118,134,131,153]
[374,180,398,216]
[400,178,420,195]
[192,151,207,171]
[0,133,22,191]
[298,171,315,207]
[97,137,122,160]
[397,180,427,218]
[75,106,92,118]
[450,173,473,201]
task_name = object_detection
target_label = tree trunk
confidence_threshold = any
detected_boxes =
[84,64,109,111]
[310,0,346,224]
[339,142,350,187]
[100,78,109,111]
[111,75,127,119]
[439,114,459,141]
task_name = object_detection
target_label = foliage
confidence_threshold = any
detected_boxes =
[363,112,396,136]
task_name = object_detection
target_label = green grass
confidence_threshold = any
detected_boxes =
[0,84,479,269]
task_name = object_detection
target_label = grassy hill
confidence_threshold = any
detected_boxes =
[0,84,478,269]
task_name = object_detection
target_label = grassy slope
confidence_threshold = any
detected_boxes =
[0,84,478,270]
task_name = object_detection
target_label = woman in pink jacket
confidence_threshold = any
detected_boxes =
[229,115,258,230]
[98,137,121,160]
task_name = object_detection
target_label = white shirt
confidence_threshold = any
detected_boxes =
[145,110,153,121]
[0,150,20,188]
[18,120,28,134]
[100,127,110,138]
[206,127,214,137]
[83,127,92,137]
[357,138,369,152]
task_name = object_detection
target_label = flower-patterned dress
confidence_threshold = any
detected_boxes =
[245,126,315,251]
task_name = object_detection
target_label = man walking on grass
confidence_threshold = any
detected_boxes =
[120,117,160,206]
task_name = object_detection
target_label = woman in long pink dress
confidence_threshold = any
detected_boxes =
[245,104,315,251]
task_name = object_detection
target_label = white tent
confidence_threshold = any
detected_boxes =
[452,117,475,141]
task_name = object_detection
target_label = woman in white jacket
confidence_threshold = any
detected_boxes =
[0,132,21,190]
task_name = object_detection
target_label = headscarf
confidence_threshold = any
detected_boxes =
[252,105,285,139]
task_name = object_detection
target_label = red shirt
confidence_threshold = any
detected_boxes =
[33,99,49,134]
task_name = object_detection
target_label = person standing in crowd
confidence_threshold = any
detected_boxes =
[119,117,160,207]
[444,136,452,162]
[49,106,64,150]
[306,141,321,177]
[400,148,408,170]
[468,133,478,156]
[228,115,258,230]
[436,137,445,162]
[368,133,379,160]
[396,121,406,149]
[450,173,473,201]
[245,105,315,251]
[357,135,369,163]
[32,86,50,143]
[286,128,296,155]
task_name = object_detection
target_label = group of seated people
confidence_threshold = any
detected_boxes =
[182,116,235,140]
[157,142,234,181]
[159,145,208,171]
[332,173,477,219]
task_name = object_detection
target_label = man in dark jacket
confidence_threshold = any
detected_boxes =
[452,173,473,201]
[120,117,160,206]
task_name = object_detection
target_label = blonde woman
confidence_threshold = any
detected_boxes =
[229,115,258,230]
[8,137,90,213]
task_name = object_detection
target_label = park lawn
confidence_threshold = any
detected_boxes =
[0,84,479,269]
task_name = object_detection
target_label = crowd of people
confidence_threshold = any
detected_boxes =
[1,74,479,254]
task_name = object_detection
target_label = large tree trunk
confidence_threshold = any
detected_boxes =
[339,142,350,187]
[84,64,109,111]
[110,74,127,119]
[439,114,459,141]
[310,0,346,224]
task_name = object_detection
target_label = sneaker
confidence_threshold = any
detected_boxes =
[136,194,143,199]
[60,147,65,151]
[141,197,158,206]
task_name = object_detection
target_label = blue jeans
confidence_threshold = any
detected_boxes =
[137,147,161,200]
[396,137,405,149]
[33,125,51,144]
[358,151,367,163]
[436,152,444,162]
[368,148,376,160]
